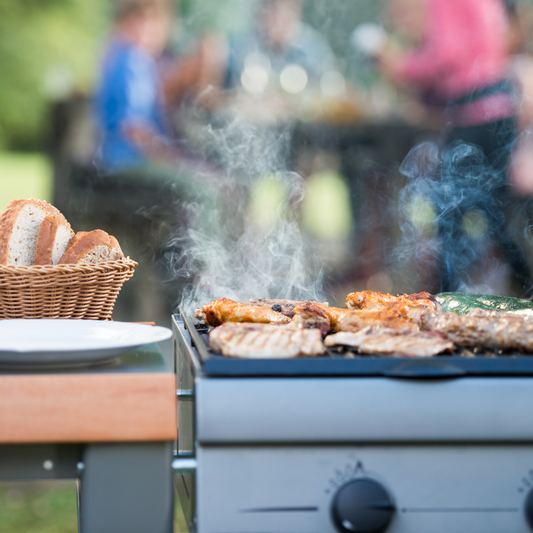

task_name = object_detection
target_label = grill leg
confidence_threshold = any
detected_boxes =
[79,442,173,533]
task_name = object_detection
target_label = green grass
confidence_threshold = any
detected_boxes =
[0,152,52,211]
[0,481,189,532]
[0,482,77,533]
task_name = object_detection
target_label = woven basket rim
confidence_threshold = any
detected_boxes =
[0,258,138,275]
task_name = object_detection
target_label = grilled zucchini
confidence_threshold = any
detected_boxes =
[436,292,533,314]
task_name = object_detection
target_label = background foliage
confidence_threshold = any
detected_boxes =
[0,0,382,150]
[0,0,110,150]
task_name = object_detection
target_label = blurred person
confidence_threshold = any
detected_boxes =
[224,0,337,96]
[92,0,231,321]
[95,0,214,173]
[506,1,533,196]
[376,0,533,295]
[92,0,227,227]
[94,0,172,172]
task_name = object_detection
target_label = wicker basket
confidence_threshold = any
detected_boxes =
[0,259,137,320]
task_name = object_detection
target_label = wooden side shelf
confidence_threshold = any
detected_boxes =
[0,372,177,444]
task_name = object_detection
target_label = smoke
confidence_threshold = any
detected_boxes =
[162,117,324,314]
[396,138,532,295]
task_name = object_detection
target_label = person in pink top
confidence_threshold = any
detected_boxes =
[384,0,513,127]
[378,0,533,295]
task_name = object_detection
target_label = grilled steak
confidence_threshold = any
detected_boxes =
[209,322,326,358]
[325,329,453,357]
[428,309,533,352]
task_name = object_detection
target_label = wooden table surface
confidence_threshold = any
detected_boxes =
[0,344,177,444]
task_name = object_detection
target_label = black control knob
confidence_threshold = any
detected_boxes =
[331,478,395,533]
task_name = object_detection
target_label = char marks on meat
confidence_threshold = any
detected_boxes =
[325,329,453,357]
[209,322,326,358]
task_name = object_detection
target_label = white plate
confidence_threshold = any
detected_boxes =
[0,319,173,368]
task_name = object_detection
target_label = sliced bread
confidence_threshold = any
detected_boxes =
[0,199,71,266]
[58,229,124,265]
[35,215,75,265]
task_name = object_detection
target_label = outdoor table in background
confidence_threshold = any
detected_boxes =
[0,344,176,533]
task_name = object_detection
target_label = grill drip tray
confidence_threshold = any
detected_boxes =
[179,312,533,379]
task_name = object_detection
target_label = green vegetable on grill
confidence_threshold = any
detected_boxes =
[436,292,533,314]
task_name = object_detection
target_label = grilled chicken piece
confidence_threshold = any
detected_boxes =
[195,298,291,327]
[428,309,533,352]
[291,313,331,335]
[336,305,420,333]
[346,291,441,323]
[290,301,342,333]
[292,300,418,333]
[209,322,326,358]
[291,301,382,330]
[248,299,302,319]
[346,290,440,310]
[325,329,453,357]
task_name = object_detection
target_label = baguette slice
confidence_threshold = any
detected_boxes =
[35,215,75,265]
[58,229,124,265]
[0,199,71,266]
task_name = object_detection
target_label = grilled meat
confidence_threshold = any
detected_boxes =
[346,290,440,310]
[428,309,533,352]
[209,322,326,358]
[195,298,329,328]
[325,329,453,357]
[248,299,303,319]
[335,306,420,333]
[195,298,291,327]
[346,290,441,323]
[290,312,331,335]
[291,301,341,332]
[292,300,418,333]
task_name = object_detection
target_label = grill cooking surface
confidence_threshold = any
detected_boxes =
[180,311,533,378]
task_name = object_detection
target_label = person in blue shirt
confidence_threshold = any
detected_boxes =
[94,0,175,173]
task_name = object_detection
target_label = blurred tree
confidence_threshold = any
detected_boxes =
[0,0,110,149]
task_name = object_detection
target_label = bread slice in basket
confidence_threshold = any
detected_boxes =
[0,199,72,266]
[58,229,124,264]
[35,215,75,265]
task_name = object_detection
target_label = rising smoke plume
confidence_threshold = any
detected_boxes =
[162,116,324,314]
[397,139,532,295]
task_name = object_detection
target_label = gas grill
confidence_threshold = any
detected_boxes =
[172,310,533,533]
